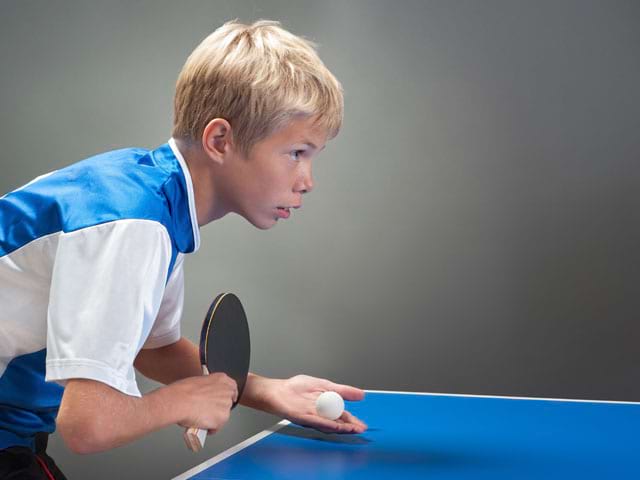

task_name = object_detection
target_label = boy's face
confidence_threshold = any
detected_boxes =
[225,116,328,230]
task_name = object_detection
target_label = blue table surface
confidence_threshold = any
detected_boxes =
[176,391,640,479]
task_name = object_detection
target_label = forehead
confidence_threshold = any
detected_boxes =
[265,116,328,149]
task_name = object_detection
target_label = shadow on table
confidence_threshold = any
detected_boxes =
[276,425,373,445]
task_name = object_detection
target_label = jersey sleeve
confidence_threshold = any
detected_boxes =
[142,253,184,350]
[45,219,172,397]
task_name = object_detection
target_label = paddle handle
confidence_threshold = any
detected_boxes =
[183,365,209,452]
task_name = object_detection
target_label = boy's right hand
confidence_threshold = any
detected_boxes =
[175,372,238,434]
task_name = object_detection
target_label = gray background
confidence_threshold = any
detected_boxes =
[1,0,639,478]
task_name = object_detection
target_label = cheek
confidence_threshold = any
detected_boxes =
[264,164,293,190]
[248,155,294,199]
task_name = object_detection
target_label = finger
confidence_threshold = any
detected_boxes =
[231,382,239,402]
[222,374,237,388]
[298,414,357,434]
[298,414,345,433]
[340,411,368,432]
[324,382,366,401]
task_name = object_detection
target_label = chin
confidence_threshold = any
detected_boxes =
[240,212,277,230]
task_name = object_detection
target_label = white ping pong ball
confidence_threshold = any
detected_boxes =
[315,391,344,420]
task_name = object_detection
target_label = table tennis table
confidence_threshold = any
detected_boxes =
[174,390,640,479]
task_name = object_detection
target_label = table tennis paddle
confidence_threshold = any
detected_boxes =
[183,293,251,452]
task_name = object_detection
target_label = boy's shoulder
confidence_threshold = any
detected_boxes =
[7,145,173,217]
[1,143,198,255]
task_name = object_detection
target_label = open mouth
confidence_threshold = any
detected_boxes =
[276,207,291,219]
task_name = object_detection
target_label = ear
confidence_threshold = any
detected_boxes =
[201,118,234,165]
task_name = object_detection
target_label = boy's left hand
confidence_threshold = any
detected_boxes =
[251,374,368,434]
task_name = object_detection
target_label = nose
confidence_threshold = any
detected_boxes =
[296,161,314,194]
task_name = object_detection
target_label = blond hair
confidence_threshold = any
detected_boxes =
[172,20,344,156]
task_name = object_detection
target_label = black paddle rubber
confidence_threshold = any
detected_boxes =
[199,293,251,408]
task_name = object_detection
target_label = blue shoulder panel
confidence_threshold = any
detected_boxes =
[0,144,196,258]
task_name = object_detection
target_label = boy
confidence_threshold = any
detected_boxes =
[0,20,367,479]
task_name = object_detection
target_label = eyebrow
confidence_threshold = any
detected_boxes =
[299,141,325,151]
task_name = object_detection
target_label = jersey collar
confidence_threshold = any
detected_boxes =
[168,138,201,253]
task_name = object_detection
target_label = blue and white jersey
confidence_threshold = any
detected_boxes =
[0,139,200,450]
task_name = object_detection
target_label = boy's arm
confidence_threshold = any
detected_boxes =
[134,339,276,413]
[134,338,271,407]
[134,337,202,384]
[56,372,238,454]
[133,340,366,435]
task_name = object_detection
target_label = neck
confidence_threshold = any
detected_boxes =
[173,138,228,226]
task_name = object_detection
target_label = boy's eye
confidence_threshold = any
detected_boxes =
[289,150,306,161]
